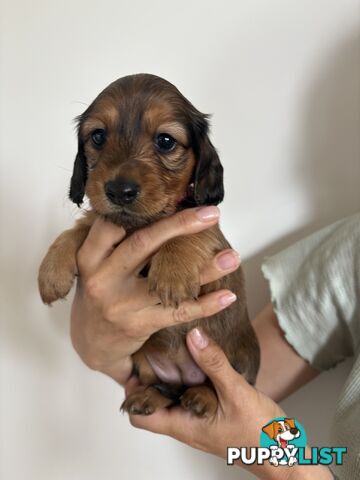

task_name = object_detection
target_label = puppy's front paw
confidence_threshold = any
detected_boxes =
[148,255,200,308]
[38,248,77,305]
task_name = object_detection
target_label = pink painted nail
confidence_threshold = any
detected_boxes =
[216,251,240,270]
[195,206,220,222]
[189,328,209,349]
[218,292,237,307]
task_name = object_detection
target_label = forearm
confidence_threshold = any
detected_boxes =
[253,303,319,402]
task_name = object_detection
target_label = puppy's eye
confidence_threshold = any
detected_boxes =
[155,133,176,153]
[91,129,106,147]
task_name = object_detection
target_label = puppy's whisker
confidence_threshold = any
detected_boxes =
[71,101,89,107]
[56,165,73,172]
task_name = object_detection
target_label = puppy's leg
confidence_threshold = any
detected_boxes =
[38,212,96,304]
[180,385,218,418]
[148,227,223,307]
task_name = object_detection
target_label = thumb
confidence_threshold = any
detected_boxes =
[186,327,249,398]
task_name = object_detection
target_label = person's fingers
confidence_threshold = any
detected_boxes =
[137,289,237,336]
[99,207,220,280]
[116,277,161,309]
[89,277,160,324]
[186,328,249,400]
[199,249,241,286]
[77,217,126,276]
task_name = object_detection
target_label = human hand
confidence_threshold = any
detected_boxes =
[126,328,333,480]
[70,206,241,385]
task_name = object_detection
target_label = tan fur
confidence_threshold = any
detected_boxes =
[38,211,96,304]
[148,226,224,307]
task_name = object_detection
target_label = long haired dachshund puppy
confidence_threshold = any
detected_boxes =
[38,74,260,417]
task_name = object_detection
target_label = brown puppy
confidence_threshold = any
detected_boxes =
[38,74,260,418]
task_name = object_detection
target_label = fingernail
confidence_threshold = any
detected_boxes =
[216,251,240,270]
[189,328,209,350]
[218,292,237,307]
[196,206,220,222]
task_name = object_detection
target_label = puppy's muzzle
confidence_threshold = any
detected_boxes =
[105,178,140,206]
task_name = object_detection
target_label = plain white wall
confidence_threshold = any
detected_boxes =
[1,1,359,479]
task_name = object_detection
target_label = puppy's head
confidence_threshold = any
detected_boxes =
[262,419,300,445]
[69,74,224,229]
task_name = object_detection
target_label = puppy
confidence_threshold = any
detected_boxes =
[262,419,300,450]
[38,74,260,418]
[262,419,300,466]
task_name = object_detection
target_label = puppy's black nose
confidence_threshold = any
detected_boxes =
[290,428,298,435]
[105,179,140,206]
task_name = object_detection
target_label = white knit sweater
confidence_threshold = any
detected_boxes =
[262,212,360,480]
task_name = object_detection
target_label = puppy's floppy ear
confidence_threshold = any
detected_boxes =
[262,422,276,439]
[191,113,224,206]
[69,116,88,206]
